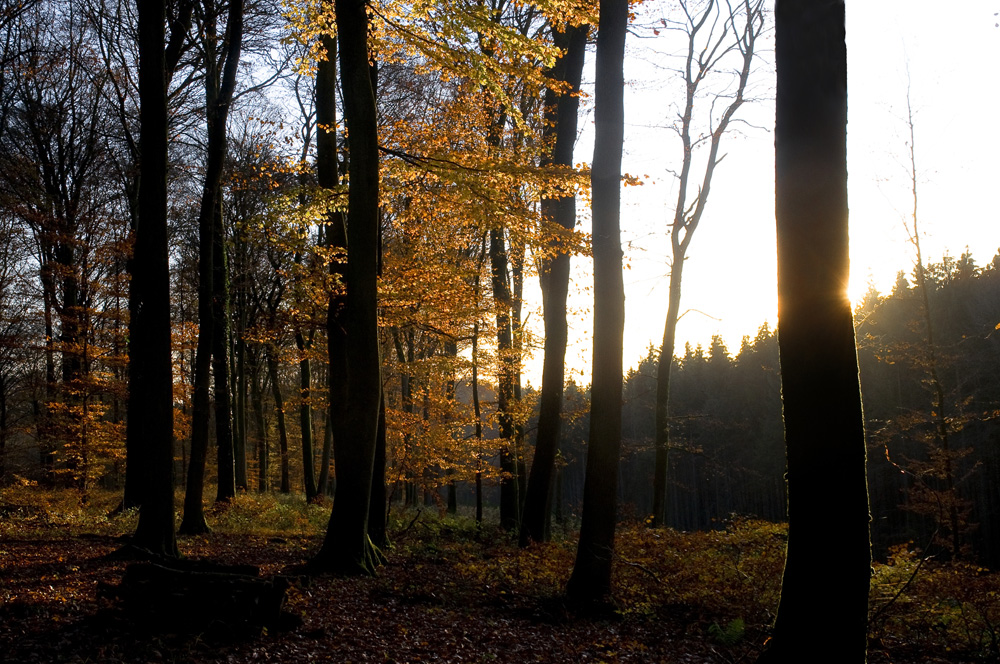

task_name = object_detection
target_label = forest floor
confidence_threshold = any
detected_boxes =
[0,490,996,663]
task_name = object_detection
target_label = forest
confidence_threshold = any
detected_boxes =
[1,0,998,661]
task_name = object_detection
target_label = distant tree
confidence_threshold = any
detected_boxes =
[757,1,869,660]
[566,0,627,605]
[651,0,764,528]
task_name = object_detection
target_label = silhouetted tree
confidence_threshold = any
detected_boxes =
[130,0,178,557]
[566,0,627,605]
[757,1,869,660]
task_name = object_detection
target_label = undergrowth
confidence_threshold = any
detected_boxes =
[5,487,1000,661]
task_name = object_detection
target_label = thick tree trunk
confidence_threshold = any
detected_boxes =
[314,0,382,574]
[131,0,178,557]
[566,0,626,605]
[520,22,587,547]
[757,2,870,661]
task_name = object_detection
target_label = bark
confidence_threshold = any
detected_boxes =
[131,0,178,557]
[313,0,382,575]
[757,2,870,660]
[520,22,587,547]
[566,0,626,605]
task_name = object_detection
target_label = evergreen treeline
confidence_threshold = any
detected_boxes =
[554,250,1000,564]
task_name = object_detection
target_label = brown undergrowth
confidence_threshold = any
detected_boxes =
[0,488,996,663]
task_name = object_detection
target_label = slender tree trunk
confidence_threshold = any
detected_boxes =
[179,323,212,533]
[368,391,387,548]
[651,0,762,528]
[566,0,626,605]
[212,199,236,502]
[316,31,345,505]
[234,328,248,489]
[490,228,519,530]
[131,0,178,557]
[472,319,484,525]
[757,2,870,660]
[266,346,291,494]
[314,0,382,574]
[904,98,962,556]
[317,408,334,496]
[520,22,587,547]
[652,263,683,526]
[249,353,269,493]
[0,375,6,480]
[295,330,318,500]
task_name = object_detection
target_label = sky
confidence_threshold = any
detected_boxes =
[522,0,1000,386]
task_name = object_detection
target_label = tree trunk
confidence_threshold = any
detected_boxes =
[566,0,626,605]
[757,2,870,660]
[317,409,334,496]
[651,0,762,528]
[313,0,382,575]
[520,22,587,547]
[490,228,519,530]
[266,346,291,494]
[652,261,683,526]
[249,353,269,493]
[131,0,178,557]
[179,321,212,533]
[295,331,318,500]
[368,391,387,548]
[234,328,248,489]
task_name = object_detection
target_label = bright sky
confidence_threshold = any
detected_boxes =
[523,0,1000,387]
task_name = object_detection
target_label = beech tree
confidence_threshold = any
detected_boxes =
[130,0,178,557]
[757,1,870,660]
[519,20,588,547]
[566,0,626,605]
[312,0,382,575]
[650,0,763,528]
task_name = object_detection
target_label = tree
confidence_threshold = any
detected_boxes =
[130,0,178,557]
[312,0,382,575]
[565,0,626,605]
[520,20,588,547]
[651,0,763,528]
[179,0,245,533]
[757,1,869,660]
